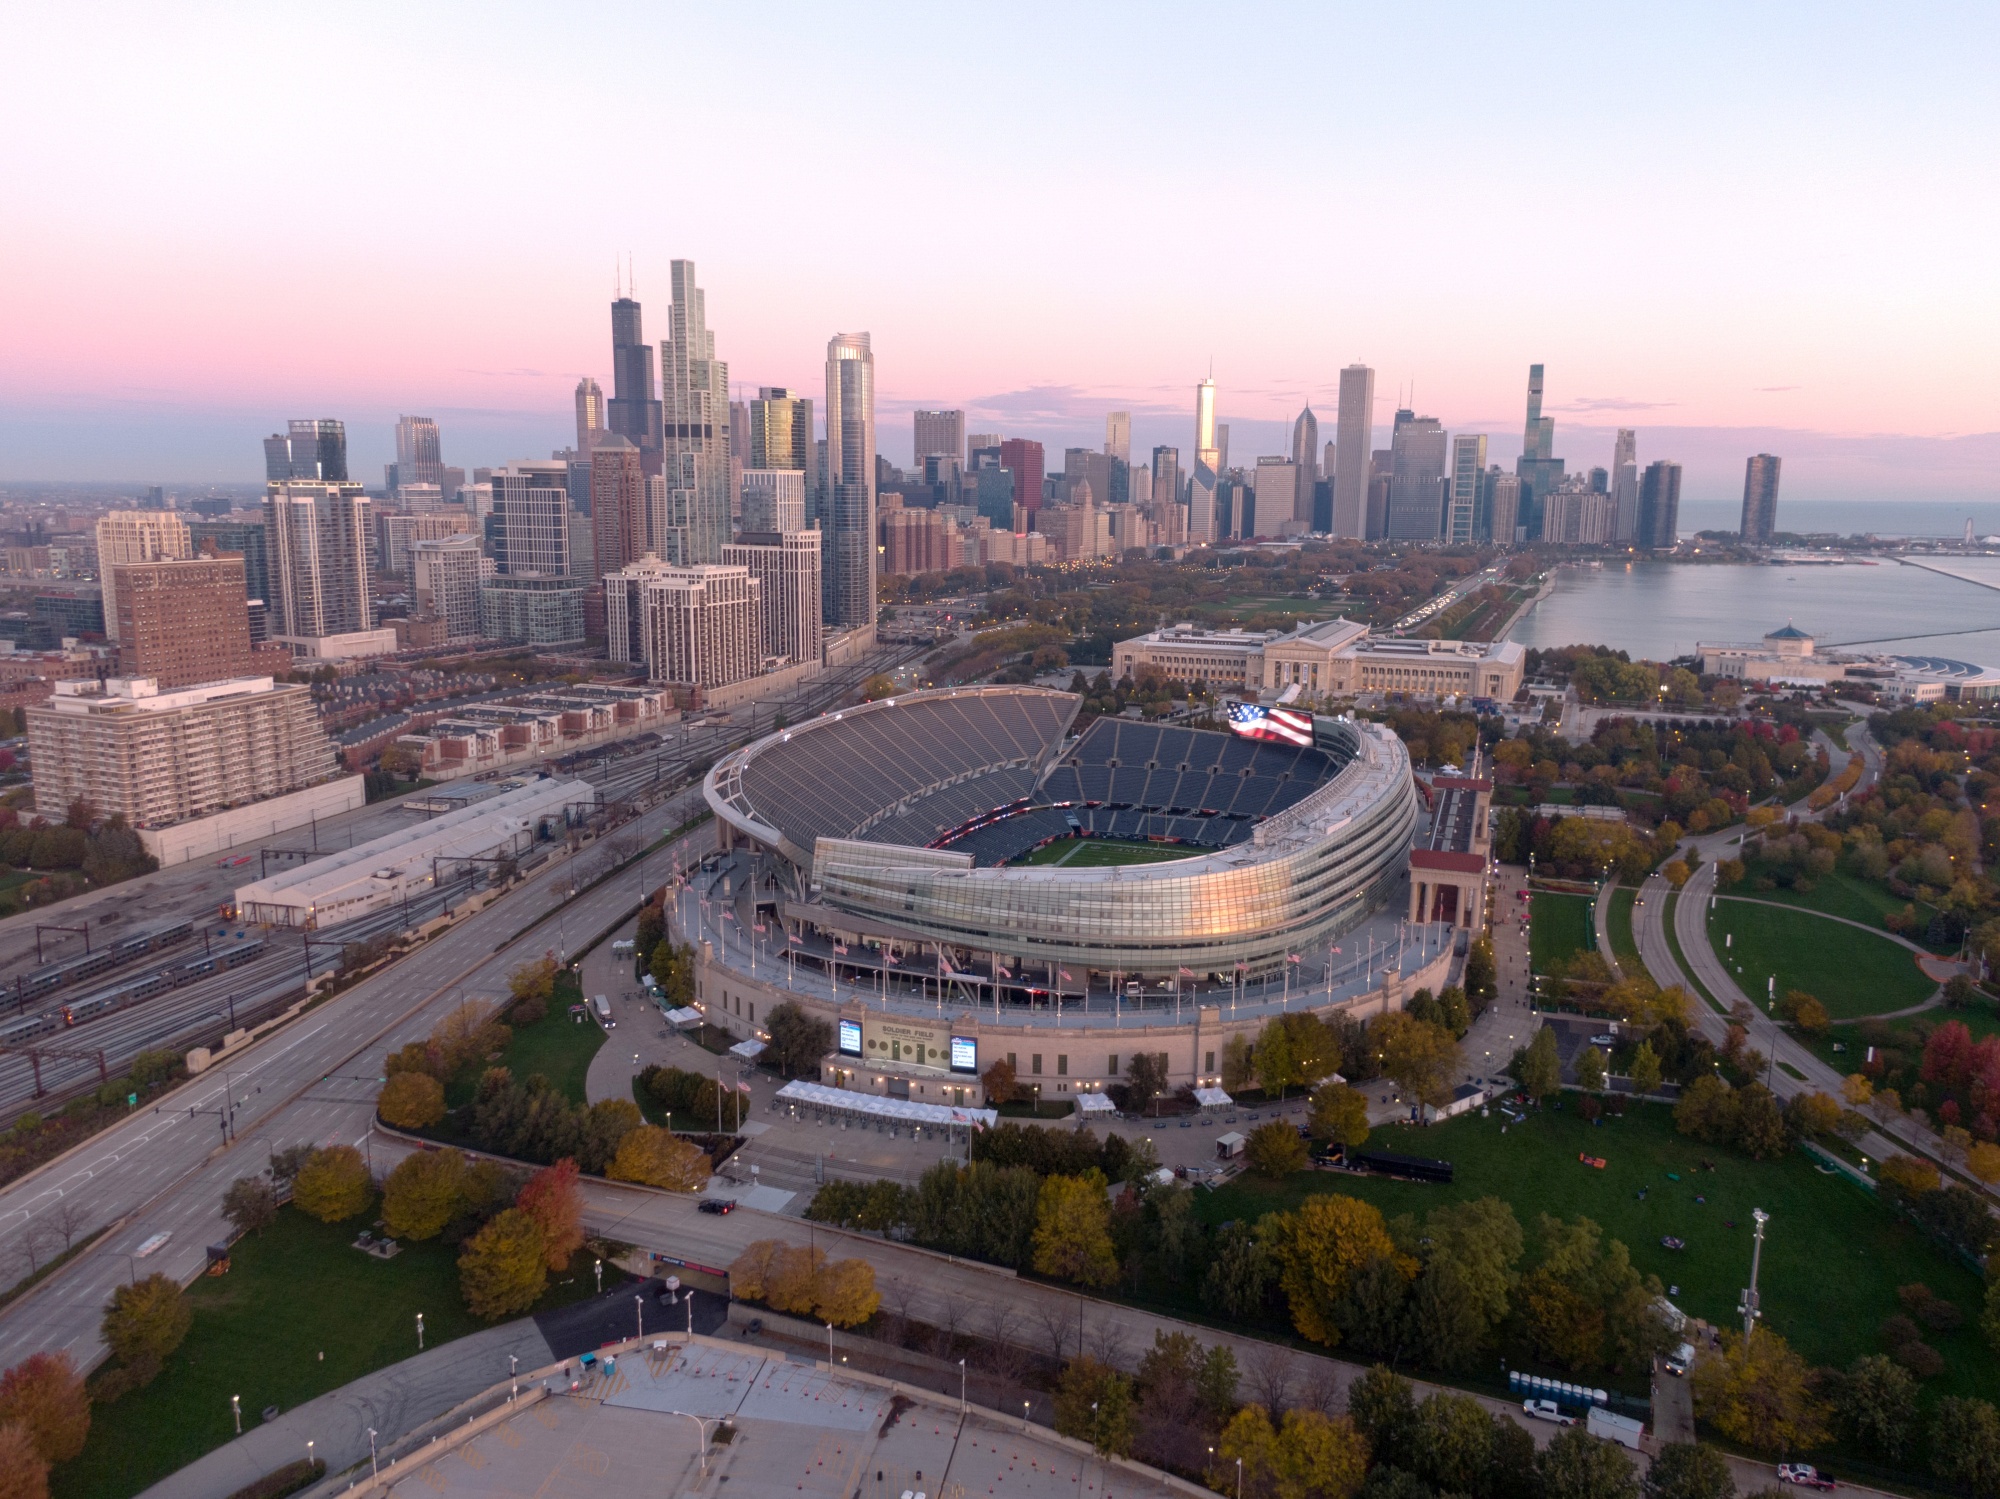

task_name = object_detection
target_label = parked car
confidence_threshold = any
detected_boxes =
[1521,1399,1575,1426]
[1589,1033,1615,1046]
[698,1197,735,1215]
[1776,1465,1836,1490]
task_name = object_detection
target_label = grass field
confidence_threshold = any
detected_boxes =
[442,978,603,1109]
[1805,1005,2000,1074]
[1731,867,1947,949]
[1529,891,1596,972]
[1707,899,1935,1019]
[1195,1103,1996,1399]
[1012,837,1207,868]
[56,1205,618,1499]
[1607,888,1642,974]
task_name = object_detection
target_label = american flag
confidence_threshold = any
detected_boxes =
[884,952,898,965]
[1179,966,1195,977]
[1227,702,1314,747]
[833,943,849,955]
[753,923,767,934]
[1288,953,1301,964]
[788,933,802,945]
[1059,968,1073,982]
[994,962,1012,977]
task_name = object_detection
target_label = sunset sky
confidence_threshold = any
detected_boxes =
[3,1,1995,505]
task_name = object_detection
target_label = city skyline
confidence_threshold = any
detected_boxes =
[1,5,1994,505]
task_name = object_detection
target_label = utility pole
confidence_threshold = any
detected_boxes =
[1739,1208,1769,1339]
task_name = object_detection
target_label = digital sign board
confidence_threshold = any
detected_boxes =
[837,1019,863,1056]
[950,1035,978,1074]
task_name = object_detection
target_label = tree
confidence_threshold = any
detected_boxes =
[378,1071,447,1129]
[221,1175,278,1237]
[981,1056,1019,1106]
[1833,1354,1917,1461]
[1640,1442,1733,1499]
[1412,1197,1524,1371]
[1267,1196,1411,1347]
[1662,859,1690,889]
[1575,1046,1608,1093]
[1627,1041,1663,1097]
[506,955,559,1021]
[606,1126,712,1192]
[1032,1172,1119,1287]
[1204,1221,1274,1320]
[813,1257,880,1327]
[763,1001,833,1078]
[515,1159,584,1270]
[1308,1082,1371,1150]
[1055,1357,1136,1457]
[1690,1328,1828,1453]
[1966,1140,2000,1186]
[1464,938,1497,1010]
[0,1422,49,1499]
[1841,1072,1873,1108]
[1535,1426,1638,1499]
[1519,1215,1669,1374]
[1245,1121,1308,1179]
[1733,1083,1791,1161]
[382,1148,468,1241]
[726,1240,785,1301]
[1876,1153,1940,1205]
[1373,1012,1459,1109]
[1931,1398,2000,1498]
[456,1208,547,1319]
[1517,1026,1561,1104]
[1215,1404,1369,1499]
[0,1353,88,1464]
[1783,1091,1841,1140]
[291,1144,371,1223]
[1126,1052,1170,1113]
[100,1273,191,1384]
[860,673,898,701]
[1343,1365,1416,1470]
[1777,990,1830,1037]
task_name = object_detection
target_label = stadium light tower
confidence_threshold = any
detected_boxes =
[1738,1208,1769,1338]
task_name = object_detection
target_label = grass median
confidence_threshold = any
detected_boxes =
[1708,899,1935,1019]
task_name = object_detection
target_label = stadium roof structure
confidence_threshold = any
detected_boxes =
[776,1079,996,1129]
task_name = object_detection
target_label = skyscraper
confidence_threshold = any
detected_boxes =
[1741,454,1782,543]
[96,510,192,641]
[114,557,260,689]
[387,415,444,494]
[1255,457,1302,532]
[1486,472,1523,544]
[1611,429,1639,543]
[913,410,965,470]
[1291,405,1320,489]
[1447,434,1488,545]
[724,530,822,666]
[740,470,808,534]
[263,421,347,483]
[1514,365,1565,538]
[1189,377,1219,544]
[999,439,1044,521]
[1104,411,1131,466]
[607,289,662,467]
[588,435,646,583]
[824,332,877,629]
[750,388,814,476]
[1637,461,1682,550]
[489,461,573,577]
[1386,412,1449,540]
[264,481,372,638]
[660,260,730,564]
[1332,365,1375,538]
[413,534,486,640]
[575,378,606,452]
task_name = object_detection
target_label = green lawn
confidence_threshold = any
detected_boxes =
[1529,891,1596,972]
[1729,867,1946,948]
[1805,1005,2000,1075]
[1011,837,1207,868]
[1197,1103,1996,1400]
[1607,888,1642,974]
[56,1205,619,1499]
[1707,899,1935,1019]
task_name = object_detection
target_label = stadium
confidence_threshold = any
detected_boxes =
[692,686,1469,1105]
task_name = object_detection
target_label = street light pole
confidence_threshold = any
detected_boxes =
[416,1312,424,1350]
[1741,1208,1770,1339]
[367,1427,379,1481]
[959,1357,966,1416]
[231,1394,241,1435]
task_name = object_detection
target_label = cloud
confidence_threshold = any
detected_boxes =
[1755,385,1801,392]
[1559,396,1679,413]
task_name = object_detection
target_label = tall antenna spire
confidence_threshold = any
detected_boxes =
[628,251,635,298]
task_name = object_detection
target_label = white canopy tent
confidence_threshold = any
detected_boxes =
[1074,1092,1116,1115]
[663,1006,703,1027]
[728,1039,767,1061]
[1192,1086,1234,1110]
[774,1079,997,1130]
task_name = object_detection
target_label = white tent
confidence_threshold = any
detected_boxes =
[729,1038,767,1060]
[1075,1093,1116,1115]
[1193,1086,1233,1109]
[664,1006,702,1027]
[775,1079,997,1130]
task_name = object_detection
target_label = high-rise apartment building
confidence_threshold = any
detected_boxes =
[1611,429,1639,543]
[1150,446,1181,520]
[724,530,822,667]
[1189,378,1219,544]
[387,416,444,494]
[1486,471,1523,543]
[588,435,646,584]
[413,534,487,640]
[1331,366,1376,539]
[1741,454,1782,543]
[113,557,261,689]
[1386,412,1449,540]
[479,576,586,646]
[659,260,730,564]
[824,333,877,629]
[608,291,663,467]
[1514,365,1566,538]
[575,378,606,452]
[1637,460,1682,550]
[605,560,761,688]
[749,389,814,504]
[264,481,373,639]
[488,460,572,576]
[999,439,1044,523]
[189,519,270,605]
[378,511,471,579]
[913,410,965,470]
[1446,434,1488,545]
[96,510,191,642]
[1105,412,1131,466]
[1291,406,1320,490]
[1539,476,1616,545]
[740,470,808,534]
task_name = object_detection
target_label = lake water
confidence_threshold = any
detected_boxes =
[1505,558,2000,664]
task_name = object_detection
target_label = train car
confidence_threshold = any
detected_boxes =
[177,956,219,983]
[0,1011,57,1046]
[150,920,194,950]
[61,992,120,1026]
[221,939,265,969]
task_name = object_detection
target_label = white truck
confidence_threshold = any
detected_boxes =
[1586,1408,1644,1451]
[591,995,613,1028]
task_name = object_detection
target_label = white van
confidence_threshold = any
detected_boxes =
[1664,1342,1695,1377]
[591,995,613,1028]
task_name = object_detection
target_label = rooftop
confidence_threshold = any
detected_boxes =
[46,675,282,713]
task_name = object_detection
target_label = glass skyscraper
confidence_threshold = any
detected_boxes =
[661,260,730,564]
[824,333,876,629]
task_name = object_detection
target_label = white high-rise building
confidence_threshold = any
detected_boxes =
[1255,457,1301,533]
[488,460,572,576]
[661,260,730,563]
[605,559,760,688]
[413,534,488,640]
[739,470,808,534]
[1291,406,1320,486]
[825,333,876,628]
[95,510,191,641]
[264,482,372,639]
[724,530,822,667]
[1447,435,1488,545]
[1332,365,1375,538]
[1189,377,1219,544]
[1104,411,1132,466]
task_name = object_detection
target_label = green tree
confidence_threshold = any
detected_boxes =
[1215,1404,1369,1499]
[1204,1221,1274,1319]
[378,1070,447,1129]
[1308,1082,1371,1149]
[1930,1398,2000,1498]
[100,1274,191,1384]
[763,1001,833,1078]
[1054,1357,1135,1457]
[221,1175,278,1237]
[1267,1196,1411,1347]
[1517,1026,1561,1104]
[290,1144,372,1223]
[1463,937,1497,1009]
[1343,1366,1416,1471]
[1690,1328,1829,1454]
[1244,1120,1308,1179]
[1032,1171,1119,1287]
[1412,1198,1523,1371]
[0,1352,89,1464]
[381,1148,468,1241]
[1575,1046,1608,1093]
[456,1208,548,1319]
[1627,1041,1663,1097]
[1373,1012,1459,1110]
[1126,1051,1170,1113]
[1833,1355,1917,1462]
[1984,1277,2000,1352]
[1534,1426,1638,1499]
[1673,1075,1739,1146]
[1640,1442,1732,1499]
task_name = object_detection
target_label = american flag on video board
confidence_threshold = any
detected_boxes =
[1227,702,1313,747]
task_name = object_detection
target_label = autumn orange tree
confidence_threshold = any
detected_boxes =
[516,1158,586,1269]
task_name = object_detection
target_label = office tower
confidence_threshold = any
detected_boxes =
[1215,423,1230,475]
[725,530,822,666]
[1332,365,1375,538]
[967,432,1001,461]
[1252,457,1300,533]
[1486,471,1522,543]
[262,421,346,483]
[1612,429,1639,543]
[605,560,761,687]
[728,396,748,526]
[1447,434,1488,545]
[413,534,487,640]
[1189,378,1219,544]
[1386,412,1449,540]
[1637,460,1682,550]
[1367,449,1393,540]
[608,289,663,466]
[1514,364,1566,538]
[1741,454,1782,543]
[264,482,372,638]
[969,450,1015,531]
[740,470,808,533]
[997,439,1044,524]
[1150,446,1181,514]
[1612,428,1637,472]
[825,332,877,628]
[657,260,730,564]
[575,378,606,452]
[387,415,444,493]
[488,460,572,576]
[114,557,260,689]
[190,519,270,605]
[914,410,965,470]
[1062,449,1111,509]
[749,386,814,498]
[263,434,291,482]
[1291,405,1320,491]
[1104,411,1131,465]
[95,510,192,641]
